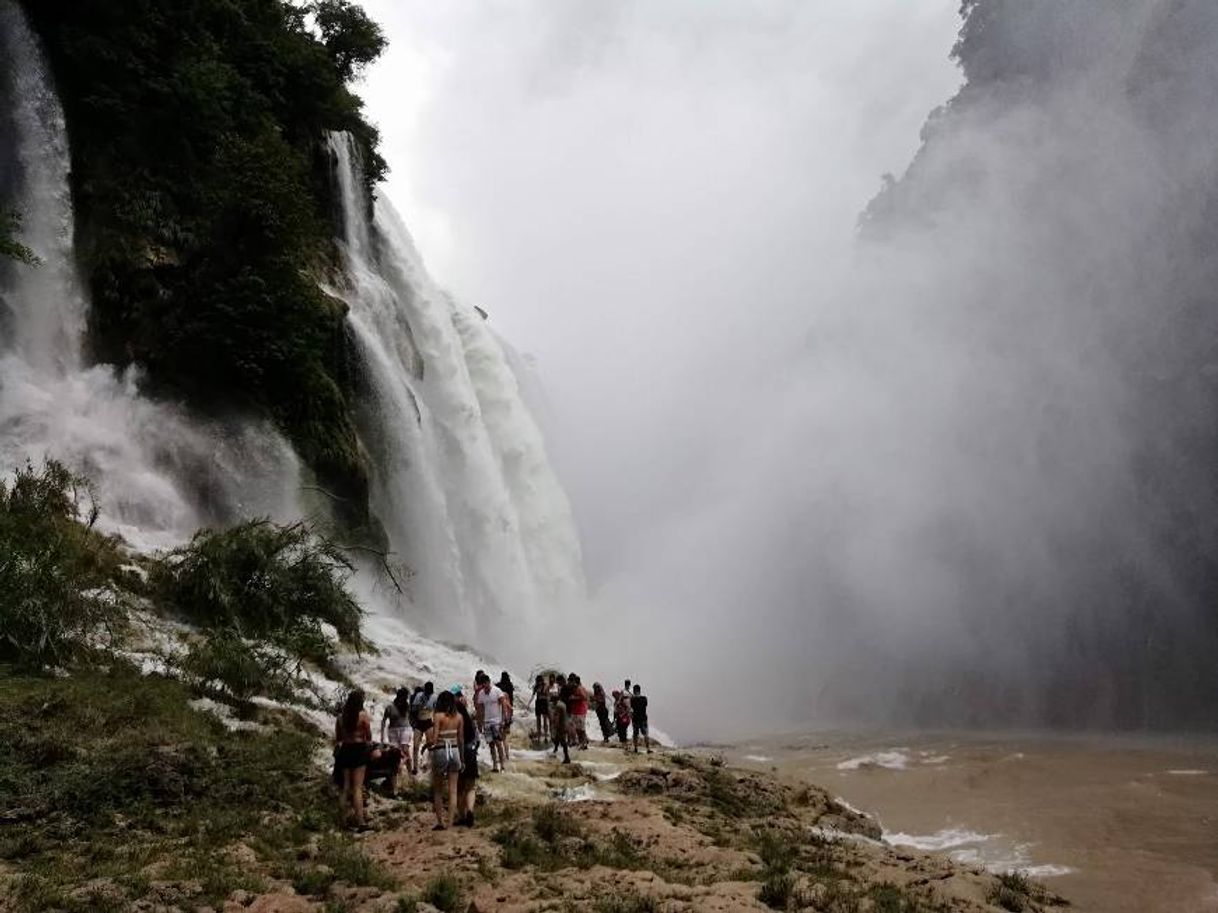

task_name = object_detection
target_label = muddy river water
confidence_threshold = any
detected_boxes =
[719,731,1218,913]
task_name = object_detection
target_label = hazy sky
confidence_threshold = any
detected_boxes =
[359,0,962,561]
[355,1,966,735]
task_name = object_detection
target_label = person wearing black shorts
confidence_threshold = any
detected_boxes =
[530,674,550,740]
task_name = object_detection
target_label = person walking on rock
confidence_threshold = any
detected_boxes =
[475,672,511,772]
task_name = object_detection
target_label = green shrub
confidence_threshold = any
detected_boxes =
[152,519,363,649]
[181,628,300,702]
[987,872,1031,912]
[758,872,795,910]
[0,460,122,668]
[532,803,583,843]
[421,874,463,912]
[595,893,660,913]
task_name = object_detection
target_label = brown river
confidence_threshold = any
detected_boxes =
[719,731,1218,913]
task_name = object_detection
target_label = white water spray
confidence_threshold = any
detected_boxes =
[327,132,585,653]
[0,0,301,551]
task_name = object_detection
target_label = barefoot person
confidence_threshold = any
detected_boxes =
[410,682,435,776]
[453,686,480,827]
[613,689,631,747]
[475,672,511,772]
[551,691,571,764]
[529,674,550,742]
[380,688,412,785]
[568,674,590,749]
[497,672,515,762]
[426,690,464,830]
[334,689,374,830]
[592,682,613,744]
[631,684,652,754]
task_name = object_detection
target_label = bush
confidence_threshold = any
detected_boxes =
[181,628,299,702]
[758,872,795,910]
[152,519,363,652]
[0,460,121,668]
[420,874,463,912]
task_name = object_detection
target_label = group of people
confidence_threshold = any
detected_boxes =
[528,673,651,763]
[332,668,653,831]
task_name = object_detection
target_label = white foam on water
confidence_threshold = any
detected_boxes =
[885,826,995,851]
[838,749,910,771]
[891,831,1074,880]
[1166,769,1209,776]
[744,754,774,763]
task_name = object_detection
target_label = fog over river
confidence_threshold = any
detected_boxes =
[364,0,1218,740]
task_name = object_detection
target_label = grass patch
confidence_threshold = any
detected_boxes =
[0,663,361,911]
[987,871,1031,912]
[758,872,796,909]
[421,874,464,912]
[594,891,660,913]
[493,804,650,873]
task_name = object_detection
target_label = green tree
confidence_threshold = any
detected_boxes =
[311,0,388,82]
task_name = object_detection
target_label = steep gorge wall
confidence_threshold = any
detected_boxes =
[15,0,388,523]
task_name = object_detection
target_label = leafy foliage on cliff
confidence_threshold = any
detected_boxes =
[0,210,36,264]
[0,460,122,669]
[18,0,387,503]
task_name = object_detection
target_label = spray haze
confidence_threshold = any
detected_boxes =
[365,0,1218,740]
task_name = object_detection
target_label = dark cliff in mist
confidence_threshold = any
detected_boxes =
[850,0,1218,728]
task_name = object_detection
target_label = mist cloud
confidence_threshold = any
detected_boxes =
[361,0,1218,740]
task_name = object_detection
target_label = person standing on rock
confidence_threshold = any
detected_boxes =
[380,688,413,782]
[592,682,613,743]
[334,689,375,830]
[475,672,511,772]
[550,691,572,764]
[425,690,465,830]
[613,689,631,747]
[630,684,651,754]
[453,686,480,827]
[529,674,550,743]
[568,674,590,749]
[410,682,435,775]
[497,671,515,762]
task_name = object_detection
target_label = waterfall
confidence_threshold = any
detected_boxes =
[327,133,586,651]
[0,0,301,550]
[0,0,584,654]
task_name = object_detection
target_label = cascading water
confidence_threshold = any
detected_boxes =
[327,132,586,652]
[0,0,301,550]
[0,0,584,654]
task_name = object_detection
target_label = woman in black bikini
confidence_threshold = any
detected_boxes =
[334,689,376,830]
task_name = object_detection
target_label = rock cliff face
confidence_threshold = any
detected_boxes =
[15,0,387,515]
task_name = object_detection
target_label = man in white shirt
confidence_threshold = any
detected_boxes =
[474,671,511,772]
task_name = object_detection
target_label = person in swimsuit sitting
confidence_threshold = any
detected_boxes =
[425,690,465,830]
[334,689,377,830]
